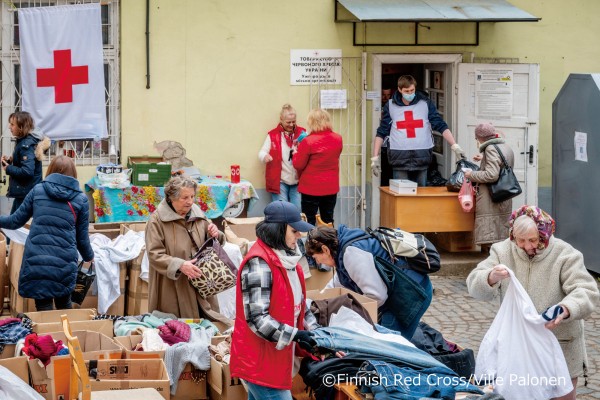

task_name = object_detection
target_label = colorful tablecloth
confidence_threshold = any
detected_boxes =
[85,176,259,223]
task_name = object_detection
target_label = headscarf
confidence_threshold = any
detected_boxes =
[508,205,556,251]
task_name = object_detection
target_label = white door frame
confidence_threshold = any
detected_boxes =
[370,53,462,228]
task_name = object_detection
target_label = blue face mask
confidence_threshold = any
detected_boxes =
[402,93,416,102]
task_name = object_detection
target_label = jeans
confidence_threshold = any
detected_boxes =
[271,182,301,211]
[378,274,433,339]
[301,193,337,226]
[360,360,483,399]
[311,326,452,372]
[392,169,427,187]
[35,294,72,311]
[10,198,23,214]
[245,381,292,400]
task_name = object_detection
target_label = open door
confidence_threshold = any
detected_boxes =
[457,64,540,207]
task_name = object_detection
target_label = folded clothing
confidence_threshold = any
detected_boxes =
[159,320,191,345]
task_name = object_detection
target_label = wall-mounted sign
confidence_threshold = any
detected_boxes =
[475,69,513,119]
[290,49,342,86]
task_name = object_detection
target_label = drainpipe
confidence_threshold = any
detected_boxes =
[146,0,150,89]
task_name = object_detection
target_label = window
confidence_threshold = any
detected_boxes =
[0,0,120,166]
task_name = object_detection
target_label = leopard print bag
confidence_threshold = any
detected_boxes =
[189,238,238,299]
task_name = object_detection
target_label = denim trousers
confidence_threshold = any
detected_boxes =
[392,168,427,187]
[34,294,72,311]
[271,182,301,211]
[245,381,293,400]
[360,360,483,399]
[311,327,452,372]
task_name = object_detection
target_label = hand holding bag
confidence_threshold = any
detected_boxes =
[188,237,238,299]
[71,261,96,305]
[446,158,480,192]
[489,144,522,203]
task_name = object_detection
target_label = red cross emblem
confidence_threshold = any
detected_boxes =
[396,111,424,138]
[36,49,89,104]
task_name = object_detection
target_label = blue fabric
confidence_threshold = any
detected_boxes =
[245,381,293,400]
[312,326,452,372]
[271,182,301,211]
[393,168,427,187]
[360,360,483,399]
[0,173,94,300]
[6,135,42,199]
[0,321,31,347]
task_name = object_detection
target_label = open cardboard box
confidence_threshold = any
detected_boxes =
[90,358,170,399]
[0,355,29,384]
[28,308,114,338]
[29,330,123,400]
[208,336,246,400]
[305,287,378,323]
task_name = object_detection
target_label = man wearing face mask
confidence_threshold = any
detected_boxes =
[371,75,465,186]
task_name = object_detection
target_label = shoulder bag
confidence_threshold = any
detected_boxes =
[489,144,522,203]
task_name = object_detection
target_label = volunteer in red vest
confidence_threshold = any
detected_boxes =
[230,201,320,399]
[371,75,466,186]
[258,104,306,210]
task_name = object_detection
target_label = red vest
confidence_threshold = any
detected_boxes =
[230,239,306,389]
[265,125,304,194]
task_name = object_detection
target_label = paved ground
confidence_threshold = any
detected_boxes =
[424,275,600,399]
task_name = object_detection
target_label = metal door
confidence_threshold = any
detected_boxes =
[309,55,366,228]
[457,64,540,207]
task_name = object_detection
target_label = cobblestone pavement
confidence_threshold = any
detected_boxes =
[424,276,600,399]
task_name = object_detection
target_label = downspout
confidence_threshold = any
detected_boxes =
[146,0,150,89]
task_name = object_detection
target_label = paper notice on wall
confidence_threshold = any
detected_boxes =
[290,49,342,85]
[320,89,347,109]
[475,69,513,119]
[574,131,588,162]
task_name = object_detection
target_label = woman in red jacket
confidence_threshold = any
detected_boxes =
[292,109,343,226]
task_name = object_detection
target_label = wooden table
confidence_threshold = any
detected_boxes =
[334,383,364,400]
[380,186,474,232]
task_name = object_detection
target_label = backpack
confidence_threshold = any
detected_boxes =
[366,227,441,274]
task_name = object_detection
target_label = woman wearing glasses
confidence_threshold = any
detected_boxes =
[304,224,433,339]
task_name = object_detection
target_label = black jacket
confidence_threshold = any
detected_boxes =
[6,134,42,199]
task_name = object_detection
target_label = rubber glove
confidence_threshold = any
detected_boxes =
[371,156,381,177]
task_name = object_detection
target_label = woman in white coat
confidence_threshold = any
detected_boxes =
[466,205,599,400]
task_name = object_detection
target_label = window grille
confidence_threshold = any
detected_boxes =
[0,0,120,166]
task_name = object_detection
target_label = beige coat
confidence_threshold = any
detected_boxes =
[145,199,227,320]
[466,237,600,377]
[468,139,514,245]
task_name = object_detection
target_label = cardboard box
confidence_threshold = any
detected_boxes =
[128,156,172,187]
[89,222,123,239]
[28,308,114,338]
[306,288,378,323]
[305,268,334,291]
[8,241,25,289]
[0,232,7,313]
[29,330,124,400]
[208,336,246,400]
[0,343,16,359]
[0,356,29,384]
[9,283,36,315]
[115,335,208,399]
[74,260,127,316]
[90,359,170,399]
[120,223,149,315]
[223,217,263,242]
[389,179,418,195]
[428,231,477,252]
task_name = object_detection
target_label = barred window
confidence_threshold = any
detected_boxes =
[0,0,120,166]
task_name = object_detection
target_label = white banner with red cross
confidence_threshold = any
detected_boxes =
[388,100,433,150]
[19,4,108,140]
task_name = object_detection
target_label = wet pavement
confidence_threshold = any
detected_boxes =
[424,275,600,399]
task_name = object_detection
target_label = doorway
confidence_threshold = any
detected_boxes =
[370,54,462,228]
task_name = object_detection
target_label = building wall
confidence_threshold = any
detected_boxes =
[115,0,600,196]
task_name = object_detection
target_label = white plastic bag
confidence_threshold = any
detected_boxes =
[0,366,44,400]
[97,168,131,188]
[475,269,572,399]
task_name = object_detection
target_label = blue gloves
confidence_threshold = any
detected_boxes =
[297,131,308,144]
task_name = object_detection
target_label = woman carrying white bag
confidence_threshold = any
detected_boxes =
[467,205,599,400]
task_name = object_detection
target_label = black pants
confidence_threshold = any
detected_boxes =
[301,193,337,226]
[34,294,72,311]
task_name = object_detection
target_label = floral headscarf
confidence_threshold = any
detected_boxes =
[508,205,556,251]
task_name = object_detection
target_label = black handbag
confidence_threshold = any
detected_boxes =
[71,261,96,305]
[489,144,522,203]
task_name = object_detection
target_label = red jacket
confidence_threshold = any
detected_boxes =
[230,239,307,389]
[293,129,343,196]
[265,125,305,194]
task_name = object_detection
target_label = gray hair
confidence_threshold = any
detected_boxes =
[512,215,538,239]
[164,175,197,202]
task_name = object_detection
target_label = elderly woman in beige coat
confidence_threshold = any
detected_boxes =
[146,175,227,320]
[464,123,514,251]
[467,206,599,400]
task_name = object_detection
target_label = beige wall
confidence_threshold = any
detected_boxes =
[112,0,600,190]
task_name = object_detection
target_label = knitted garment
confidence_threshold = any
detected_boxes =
[22,333,63,367]
[475,122,499,142]
[164,328,211,394]
[158,320,191,345]
[142,329,169,351]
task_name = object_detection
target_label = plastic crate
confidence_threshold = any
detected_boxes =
[127,156,172,186]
